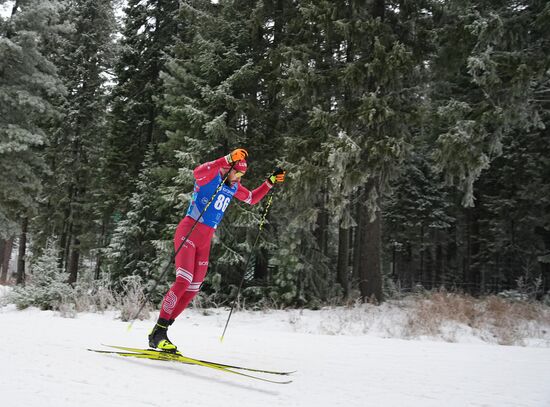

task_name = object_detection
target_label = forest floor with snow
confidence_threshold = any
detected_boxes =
[1,287,550,407]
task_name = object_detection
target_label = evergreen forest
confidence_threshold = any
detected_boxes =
[1,0,549,308]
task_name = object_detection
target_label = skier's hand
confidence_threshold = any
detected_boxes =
[226,148,248,163]
[268,167,286,185]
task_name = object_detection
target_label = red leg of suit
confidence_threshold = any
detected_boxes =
[170,235,212,319]
[159,217,214,321]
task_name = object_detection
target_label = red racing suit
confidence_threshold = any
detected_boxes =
[159,156,273,321]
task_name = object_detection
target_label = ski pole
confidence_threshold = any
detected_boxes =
[220,189,274,342]
[127,160,237,330]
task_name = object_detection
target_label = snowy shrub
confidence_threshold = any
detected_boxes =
[89,281,117,312]
[71,271,116,313]
[117,275,150,321]
[404,292,477,338]
[403,292,550,346]
[191,291,222,311]
[192,272,226,310]
[8,244,74,311]
[515,273,544,300]
[3,242,123,316]
[240,287,290,310]
[318,302,373,335]
[497,289,529,302]
[0,286,10,306]
[383,276,403,300]
[58,301,78,318]
[287,293,550,346]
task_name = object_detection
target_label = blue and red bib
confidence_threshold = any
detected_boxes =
[186,173,237,228]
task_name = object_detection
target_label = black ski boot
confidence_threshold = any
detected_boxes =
[148,318,177,352]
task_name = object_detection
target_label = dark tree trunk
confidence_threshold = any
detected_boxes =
[357,184,383,303]
[464,209,473,293]
[254,248,269,281]
[67,234,80,285]
[336,225,350,299]
[426,241,434,290]
[447,224,457,287]
[0,240,4,284]
[16,217,28,285]
[11,0,19,17]
[471,208,481,294]
[58,205,72,270]
[359,210,383,303]
[94,254,102,280]
[0,238,14,284]
[352,197,364,289]
[59,182,74,270]
[419,224,425,287]
[314,189,329,256]
[435,232,443,288]
[66,175,83,285]
[94,215,109,280]
[372,0,385,21]
[404,242,414,289]
[535,226,550,292]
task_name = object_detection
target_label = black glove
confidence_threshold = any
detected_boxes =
[268,168,286,184]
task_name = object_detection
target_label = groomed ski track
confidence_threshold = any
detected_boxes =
[1,306,549,407]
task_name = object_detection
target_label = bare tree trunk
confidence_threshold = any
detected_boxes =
[66,184,80,283]
[352,197,364,290]
[0,239,13,284]
[254,248,269,281]
[356,184,383,303]
[358,209,383,303]
[314,188,329,256]
[464,206,482,294]
[58,212,70,269]
[464,209,472,293]
[447,224,457,289]
[535,226,550,294]
[0,240,4,284]
[67,234,80,285]
[16,217,28,285]
[372,0,385,21]
[94,215,109,280]
[336,225,350,299]
[11,0,19,17]
[419,224,425,287]
[404,242,414,289]
[94,254,102,280]
[435,231,443,288]
[471,208,481,294]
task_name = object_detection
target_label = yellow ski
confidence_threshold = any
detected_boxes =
[88,345,293,384]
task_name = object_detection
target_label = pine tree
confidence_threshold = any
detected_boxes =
[9,239,73,310]
[159,0,284,300]
[427,0,550,292]
[33,0,116,282]
[104,0,179,212]
[430,0,548,206]
[0,0,64,238]
[275,0,432,303]
[105,148,173,299]
[383,151,455,290]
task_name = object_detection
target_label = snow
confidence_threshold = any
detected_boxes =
[0,2,14,18]
[1,301,550,407]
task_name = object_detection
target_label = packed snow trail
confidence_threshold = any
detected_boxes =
[0,306,549,407]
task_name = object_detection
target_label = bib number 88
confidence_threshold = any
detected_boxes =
[214,195,231,212]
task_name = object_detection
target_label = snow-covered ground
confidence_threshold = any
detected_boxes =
[1,300,550,407]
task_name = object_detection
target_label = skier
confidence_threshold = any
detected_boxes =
[149,148,286,351]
